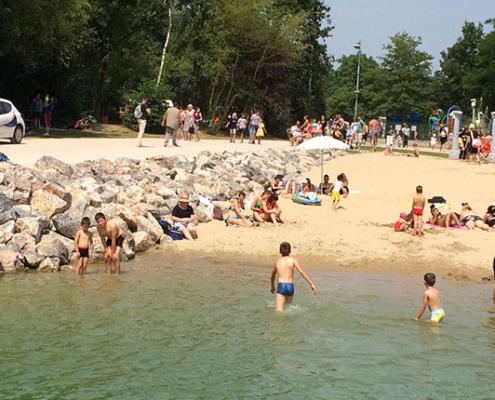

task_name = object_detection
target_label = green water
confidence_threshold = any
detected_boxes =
[1,254,494,399]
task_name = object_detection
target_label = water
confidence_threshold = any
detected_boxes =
[1,254,494,399]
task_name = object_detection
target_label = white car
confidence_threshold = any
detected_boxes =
[0,98,25,144]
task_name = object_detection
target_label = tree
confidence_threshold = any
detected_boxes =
[377,32,433,120]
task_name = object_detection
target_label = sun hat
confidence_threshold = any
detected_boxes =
[165,99,173,107]
[400,212,407,218]
[178,195,190,203]
[302,178,308,183]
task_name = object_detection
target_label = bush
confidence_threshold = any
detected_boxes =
[122,79,172,134]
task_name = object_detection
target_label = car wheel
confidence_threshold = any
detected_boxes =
[10,125,23,144]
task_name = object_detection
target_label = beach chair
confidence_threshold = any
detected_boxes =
[286,128,296,146]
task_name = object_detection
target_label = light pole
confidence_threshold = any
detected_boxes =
[471,98,476,124]
[353,41,362,122]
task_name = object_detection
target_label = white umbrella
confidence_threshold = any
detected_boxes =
[296,136,349,188]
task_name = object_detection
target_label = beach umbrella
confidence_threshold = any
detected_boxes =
[296,136,349,187]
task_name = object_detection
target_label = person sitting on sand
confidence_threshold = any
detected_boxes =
[407,143,420,157]
[251,190,271,222]
[225,191,253,227]
[258,193,295,224]
[384,144,400,156]
[171,195,199,239]
[459,204,493,232]
[394,212,412,232]
[483,205,495,229]
[428,205,462,228]
[319,174,332,195]
[270,175,284,195]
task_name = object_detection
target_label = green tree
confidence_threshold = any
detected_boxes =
[377,32,433,120]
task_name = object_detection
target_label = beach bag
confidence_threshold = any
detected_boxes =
[0,152,8,162]
[428,196,446,204]
[133,104,143,119]
[157,219,171,235]
[213,206,224,221]
[169,228,183,241]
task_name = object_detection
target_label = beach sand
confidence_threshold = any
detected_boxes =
[168,151,495,283]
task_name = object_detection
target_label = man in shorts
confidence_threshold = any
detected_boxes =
[368,117,380,152]
[95,213,124,275]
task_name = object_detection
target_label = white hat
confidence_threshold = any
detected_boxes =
[165,99,173,107]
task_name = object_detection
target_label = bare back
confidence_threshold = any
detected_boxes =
[274,256,296,283]
[426,287,441,311]
[412,194,425,210]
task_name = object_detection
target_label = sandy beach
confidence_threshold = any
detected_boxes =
[4,136,494,282]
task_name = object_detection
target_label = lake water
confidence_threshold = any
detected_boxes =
[1,254,494,399]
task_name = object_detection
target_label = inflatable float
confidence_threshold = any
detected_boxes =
[291,186,322,206]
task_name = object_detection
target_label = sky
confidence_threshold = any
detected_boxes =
[324,0,494,71]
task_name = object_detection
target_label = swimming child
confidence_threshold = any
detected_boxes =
[415,272,445,322]
[270,242,316,311]
[412,185,425,237]
[329,174,344,209]
[74,217,94,276]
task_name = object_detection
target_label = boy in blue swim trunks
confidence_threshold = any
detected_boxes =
[270,242,316,311]
[415,272,445,323]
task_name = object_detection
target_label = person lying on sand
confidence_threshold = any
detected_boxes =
[460,205,494,232]
[428,205,462,228]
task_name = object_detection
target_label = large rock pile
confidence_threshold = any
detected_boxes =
[0,148,342,273]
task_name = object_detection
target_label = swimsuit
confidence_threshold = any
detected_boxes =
[394,221,405,232]
[78,247,89,258]
[430,308,445,322]
[276,282,294,297]
[413,208,423,216]
[461,215,482,225]
[106,234,124,248]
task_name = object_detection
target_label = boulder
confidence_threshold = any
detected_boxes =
[15,215,51,243]
[195,204,213,223]
[0,220,15,243]
[0,249,25,272]
[66,199,89,223]
[36,235,69,264]
[13,205,32,218]
[52,214,80,239]
[34,156,74,176]
[42,182,72,205]
[0,209,16,225]
[101,203,137,231]
[38,257,60,272]
[159,234,173,245]
[0,193,13,213]
[10,232,36,253]
[125,186,147,204]
[132,231,155,252]
[23,250,44,269]
[134,215,163,243]
[30,190,69,218]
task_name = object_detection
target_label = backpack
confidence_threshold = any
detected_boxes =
[428,196,446,204]
[134,103,143,119]
[213,206,224,221]
[0,152,8,162]
[157,219,171,235]
[169,228,184,240]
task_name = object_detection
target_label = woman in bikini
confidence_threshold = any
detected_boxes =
[225,191,253,227]
[460,205,493,232]
[428,205,462,228]
[258,193,295,224]
[251,190,271,223]
[483,205,495,229]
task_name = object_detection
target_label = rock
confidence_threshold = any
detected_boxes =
[15,215,51,243]
[13,205,32,218]
[10,232,36,253]
[159,234,173,245]
[38,257,60,272]
[0,209,16,225]
[52,214,80,239]
[195,204,213,223]
[66,199,89,222]
[35,156,74,176]
[101,204,137,231]
[36,235,69,264]
[132,231,155,252]
[134,215,163,243]
[0,220,15,243]
[42,182,72,205]
[30,190,69,218]
[0,249,25,272]
[0,193,13,213]
[23,250,44,269]
[146,193,167,208]
[125,186,147,204]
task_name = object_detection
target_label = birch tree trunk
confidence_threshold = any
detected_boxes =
[156,3,174,87]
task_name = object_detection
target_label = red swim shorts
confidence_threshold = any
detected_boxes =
[413,208,423,216]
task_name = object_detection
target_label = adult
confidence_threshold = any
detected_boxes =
[251,190,271,222]
[192,107,202,141]
[319,174,331,195]
[466,123,480,164]
[179,106,186,141]
[355,115,364,150]
[227,112,238,143]
[439,125,448,151]
[402,123,410,148]
[42,95,55,136]
[301,115,310,135]
[368,117,380,152]
[258,193,294,224]
[460,205,493,232]
[171,195,198,240]
[136,96,151,147]
[161,100,180,147]
[183,104,195,141]
[95,212,124,275]
[483,206,495,228]
[225,192,253,227]
[32,94,43,129]
[270,174,284,195]
[459,128,468,160]
[290,121,303,146]
[428,205,462,228]
[249,110,261,144]
[386,125,395,147]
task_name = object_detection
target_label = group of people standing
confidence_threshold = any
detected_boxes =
[225,110,267,144]
[457,124,492,164]
[136,96,203,147]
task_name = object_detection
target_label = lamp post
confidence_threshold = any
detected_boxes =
[353,41,362,122]
[471,98,476,124]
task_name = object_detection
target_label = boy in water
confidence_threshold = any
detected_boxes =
[270,242,316,311]
[415,273,445,322]
[412,185,425,237]
[74,217,94,276]
[95,212,125,275]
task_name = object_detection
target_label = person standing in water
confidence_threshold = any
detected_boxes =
[415,273,445,323]
[270,242,316,311]
[95,213,124,275]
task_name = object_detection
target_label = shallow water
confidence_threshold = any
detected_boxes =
[1,254,494,399]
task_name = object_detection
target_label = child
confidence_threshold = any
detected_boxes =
[329,174,344,209]
[256,118,267,144]
[415,272,445,322]
[270,242,316,311]
[74,217,94,276]
[412,185,425,237]
[237,114,247,143]
[394,212,411,232]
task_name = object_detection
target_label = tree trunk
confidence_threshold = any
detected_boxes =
[156,3,174,88]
